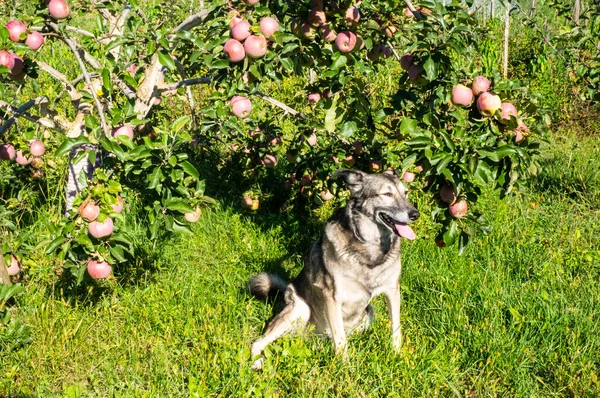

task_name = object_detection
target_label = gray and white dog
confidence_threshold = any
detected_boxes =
[248,169,419,370]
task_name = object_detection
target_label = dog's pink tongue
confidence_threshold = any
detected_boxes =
[395,223,416,240]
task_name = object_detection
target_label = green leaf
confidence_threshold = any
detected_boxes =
[435,154,452,174]
[330,55,347,71]
[164,198,194,214]
[423,56,438,81]
[110,245,127,263]
[399,118,418,136]
[180,161,199,179]
[478,146,517,162]
[404,137,431,147]
[158,51,175,71]
[172,116,190,133]
[171,222,194,236]
[339,121,358,139]
[55,136,90,157]
[46,236,67,254]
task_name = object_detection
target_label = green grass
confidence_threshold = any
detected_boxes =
[1,131,600,397]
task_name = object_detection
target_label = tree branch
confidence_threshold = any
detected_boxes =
[254,92,307,119]
[37,61,82,101]
[160,77,212,91]
[173,9,211,33]
[403,0,423,21]
[0,97,56,136]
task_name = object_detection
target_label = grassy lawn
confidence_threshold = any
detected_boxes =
[1,130,600,396]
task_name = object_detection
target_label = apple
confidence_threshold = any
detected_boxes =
[471,76,490,96]
[228,10,243,29]
[308,93,321,103]
[514,130,524,143]
[449,200,468,218]
[402,171,415,182]
[184,207,202,222]
[48,0,71,19]
[112,125,134,140]
[408,64,424,82]
[352,142,364,155]
[415,165,424,172]
[435,240,446,248]
[87,260,112,279]
[111,196,124,213]
[231,20,251,42]
[6,255,20,276]
[385,25,397,38]
[500,102,518,121]
[79,201,100,221]
[342,155,355,167]
[0,50,15,70]
[400,52,413,71]
[290,18,303,37]
[335,31,357,53]
[0,144,16,160]
[301,22,316,39]
[259,17,279,39]
[250,199,260,211]
[6,21,26,42]
[440,185,456,203]
[31,157,43,169]
[476,92,502,117]
[369,160,383,172]
[451,84,474,107]
[244,0,260,5]
[10,54,24,74]
[88,217,114,238]
[319,24,336,42]
[15,151,31,166]
[345,6,360,25]
[262,154,278,167]
[241,197,254,208]
[244,35,267,58]
[308,10,327,26]
[231,96,252,118]
[300,175,312,186]
[29,140,45,157]
[404,8,414,17]
[25,32,45,50]
[306,133,317,146]
[320,190,334,201]
[286,152,298,163]
[224,39,245,62]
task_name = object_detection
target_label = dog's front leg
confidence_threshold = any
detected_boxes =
[324,292,347,357]
[384,283,402,352]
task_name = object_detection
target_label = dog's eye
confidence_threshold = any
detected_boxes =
[383,192,394,198]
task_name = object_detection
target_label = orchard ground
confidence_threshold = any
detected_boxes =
[1,129,599,396]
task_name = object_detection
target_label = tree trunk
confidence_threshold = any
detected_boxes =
[530,0,536,17]
[491,0,495,19]
[65,145,100,213]
[0,247,12,286]
[503,2,510,78]
[574,0,580,25]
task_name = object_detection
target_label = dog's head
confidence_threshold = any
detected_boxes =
[334,169,419,240]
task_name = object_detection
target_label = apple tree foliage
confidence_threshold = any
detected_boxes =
[0,0,547,283]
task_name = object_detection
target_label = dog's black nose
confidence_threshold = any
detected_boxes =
[409,209,420,221]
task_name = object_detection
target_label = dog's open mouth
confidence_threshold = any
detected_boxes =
[379,213,416,240]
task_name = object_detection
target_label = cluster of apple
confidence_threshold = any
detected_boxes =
[451,76,530,142]
[0,140,46,178]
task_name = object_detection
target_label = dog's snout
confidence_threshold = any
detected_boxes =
[409,208,420,221]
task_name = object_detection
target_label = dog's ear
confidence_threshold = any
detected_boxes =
[333,169,365,195]
[383,169,400,177]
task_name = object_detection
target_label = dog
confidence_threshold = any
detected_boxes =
[248,169,419,370]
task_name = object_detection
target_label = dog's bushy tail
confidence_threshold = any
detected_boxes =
[248,273,288,299]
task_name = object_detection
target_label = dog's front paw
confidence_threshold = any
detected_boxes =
[251,357,264,371]
[391,333,402,353]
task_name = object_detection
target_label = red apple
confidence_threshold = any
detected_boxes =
[385,25,397,38]
[335,31,356,53]
[112,125,134,140]
[48,0,71,19]
[87,260,112,279]
[451,84,474,107]
[29,140,45,157]
[369,160,383,172]
[6,21,26,42]
[111,196,124,213]
[404,8,414,17]
[449,200,468,218]
[79,201,100,222]
[15,151,31,166]
[25,32,45,50]
[320,190,334,201]
[301,22,316,39]
[500,102,518,121]
[290,18,303,37]
[228,10,243,29]
[300,175,312,186]
[224,39,245,62]
[31,157,43,169]
[514,130,524,143]
[242,197,254,208]
[259,17,279,39]
[476,92,502,117]
[402,171,415,182]
[0,50,15,70]
[244,35,267,59]
[408,64,424,82]
[250,199,260,211]
[286,152,298,163]
[343,155,355,167]
[231,20,251,42]
[306,133,317,146]
[345,6,360,25]
[230,96,252,118]
[440,185,456,203]
[262,154,278,167]
[308,10,327,27]
[6,255,20,276]
[89,217,114,238]
[308,93,321,103]
[244,0,260,5]
[0,144,16,160]
[400,53,413,71]
[184,207,202,222]
[471,76,490,96]
[415,165,424,172]
[10,54,24,74]
[319,24,337,42]
[352,142,364,155]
